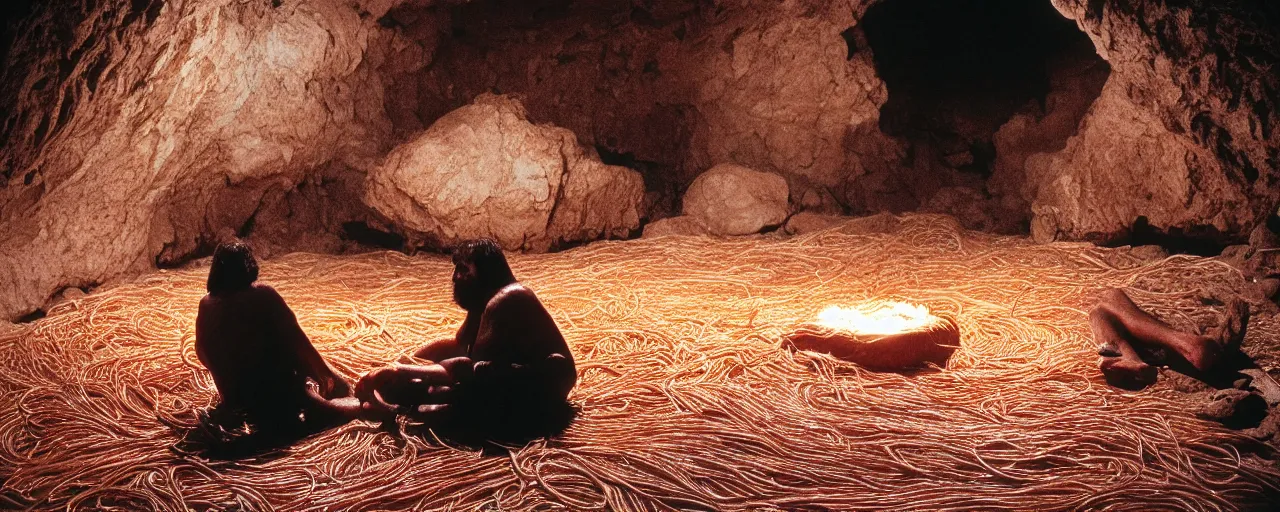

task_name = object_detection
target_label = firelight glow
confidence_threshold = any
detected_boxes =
[815,302,941,335]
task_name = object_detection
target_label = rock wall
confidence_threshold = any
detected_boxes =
[1,0,1277,320]
[0,0,410,320]
[1030,0,1280,243]
[414,0,896,214]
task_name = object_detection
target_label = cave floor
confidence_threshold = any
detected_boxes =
[3,214,1280,510]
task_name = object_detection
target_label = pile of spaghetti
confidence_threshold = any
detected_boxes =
[2,214,1279,510]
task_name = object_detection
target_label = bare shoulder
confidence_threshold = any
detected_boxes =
[486,283,543,310]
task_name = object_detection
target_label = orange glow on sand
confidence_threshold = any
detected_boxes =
[815,301,944,335]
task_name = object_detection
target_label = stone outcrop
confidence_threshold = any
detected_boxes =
[364,94,644,252]
[1027,0,1280,243]
[416,0,896,211]
[0,0,410,320]
[642,216,711,238]
[1027,80,1251,243]
[682,163,789,236]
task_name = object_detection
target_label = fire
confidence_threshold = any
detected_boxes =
[815,301,941,335]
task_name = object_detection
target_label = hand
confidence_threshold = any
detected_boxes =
[330,375,353,397]
[354,368,389,403]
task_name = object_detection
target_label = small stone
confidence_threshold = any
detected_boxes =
[1196,389,1269,429]
[783,212,846,235]
[682,163,790,236]
[1241,368,1280,406]
[642,216,711,238]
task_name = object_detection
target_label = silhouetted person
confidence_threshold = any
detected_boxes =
[195,241,361,433]
[356,239,576,434]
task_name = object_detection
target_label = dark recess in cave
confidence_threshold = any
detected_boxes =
[0,0,38,75]
[862,0,1101,176]
[1100,216,1236,257]
[341,221,406,250]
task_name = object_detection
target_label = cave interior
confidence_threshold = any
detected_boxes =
[2,0,1280,510]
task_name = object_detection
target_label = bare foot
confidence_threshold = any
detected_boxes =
[1099,356,1158,390]
[1097,288,1249,373]
[1091,306,1157,390]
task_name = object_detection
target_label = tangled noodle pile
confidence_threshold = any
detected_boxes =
[2,214,1279,510]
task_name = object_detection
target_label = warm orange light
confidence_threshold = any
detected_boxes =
[815,301,942,335]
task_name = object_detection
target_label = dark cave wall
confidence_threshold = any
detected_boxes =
[0,0,1277,321]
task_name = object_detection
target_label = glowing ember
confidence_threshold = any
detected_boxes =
[815,302,941,335]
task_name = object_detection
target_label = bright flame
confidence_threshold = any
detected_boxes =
[815,302,940,335]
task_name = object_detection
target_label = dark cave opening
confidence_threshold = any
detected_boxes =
[861,0,1104,177]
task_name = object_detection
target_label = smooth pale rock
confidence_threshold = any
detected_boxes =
[0,0,398,320]
[364,93,644,252]
[682,163,789,236]
[642,216,711,238]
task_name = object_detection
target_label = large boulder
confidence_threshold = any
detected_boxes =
[1029,0,1280,243]
[682,163,789,236]
[364,93,645,252]
[1028,80,1250,243]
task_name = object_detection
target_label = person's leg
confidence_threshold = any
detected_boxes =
[303,385,363,425]
[414,338,465,362]
[1098,288,1246,372]
[1091,306,1158,390]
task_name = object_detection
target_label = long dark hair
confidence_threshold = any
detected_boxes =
[453,238,516,289]
[206,241,259,295]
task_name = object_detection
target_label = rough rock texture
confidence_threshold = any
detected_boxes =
[0,0,423,320]
[1028,80,1252,243]
[1028,0,1280,243]
[682,163,789,236]
[415,0,898,212]
[988,40,1111,218]
[364,94,644,252]
[642,215,711,238]
[919,186,1025,234]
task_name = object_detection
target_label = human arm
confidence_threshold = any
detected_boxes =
[260,285,351,397]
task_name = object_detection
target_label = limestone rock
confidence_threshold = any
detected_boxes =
[1195,389,1269,430]
[1038,0,1280,243]
[0,0,399,320]
[417,1,900,206]
[682,164,789,236]
[364,93,644,252]
[919,187,1003,233]
[642,216,710,238]
[1028,80,1251,244]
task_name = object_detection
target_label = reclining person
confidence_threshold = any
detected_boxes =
[195,241,361,432]
[1091,287,1248,389]
[356,239,576,429]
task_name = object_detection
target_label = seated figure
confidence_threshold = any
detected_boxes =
[356,239,576,432]
[195,241,361,432]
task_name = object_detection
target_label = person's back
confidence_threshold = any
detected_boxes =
[196,284,307,417]
[194,241,359,430]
